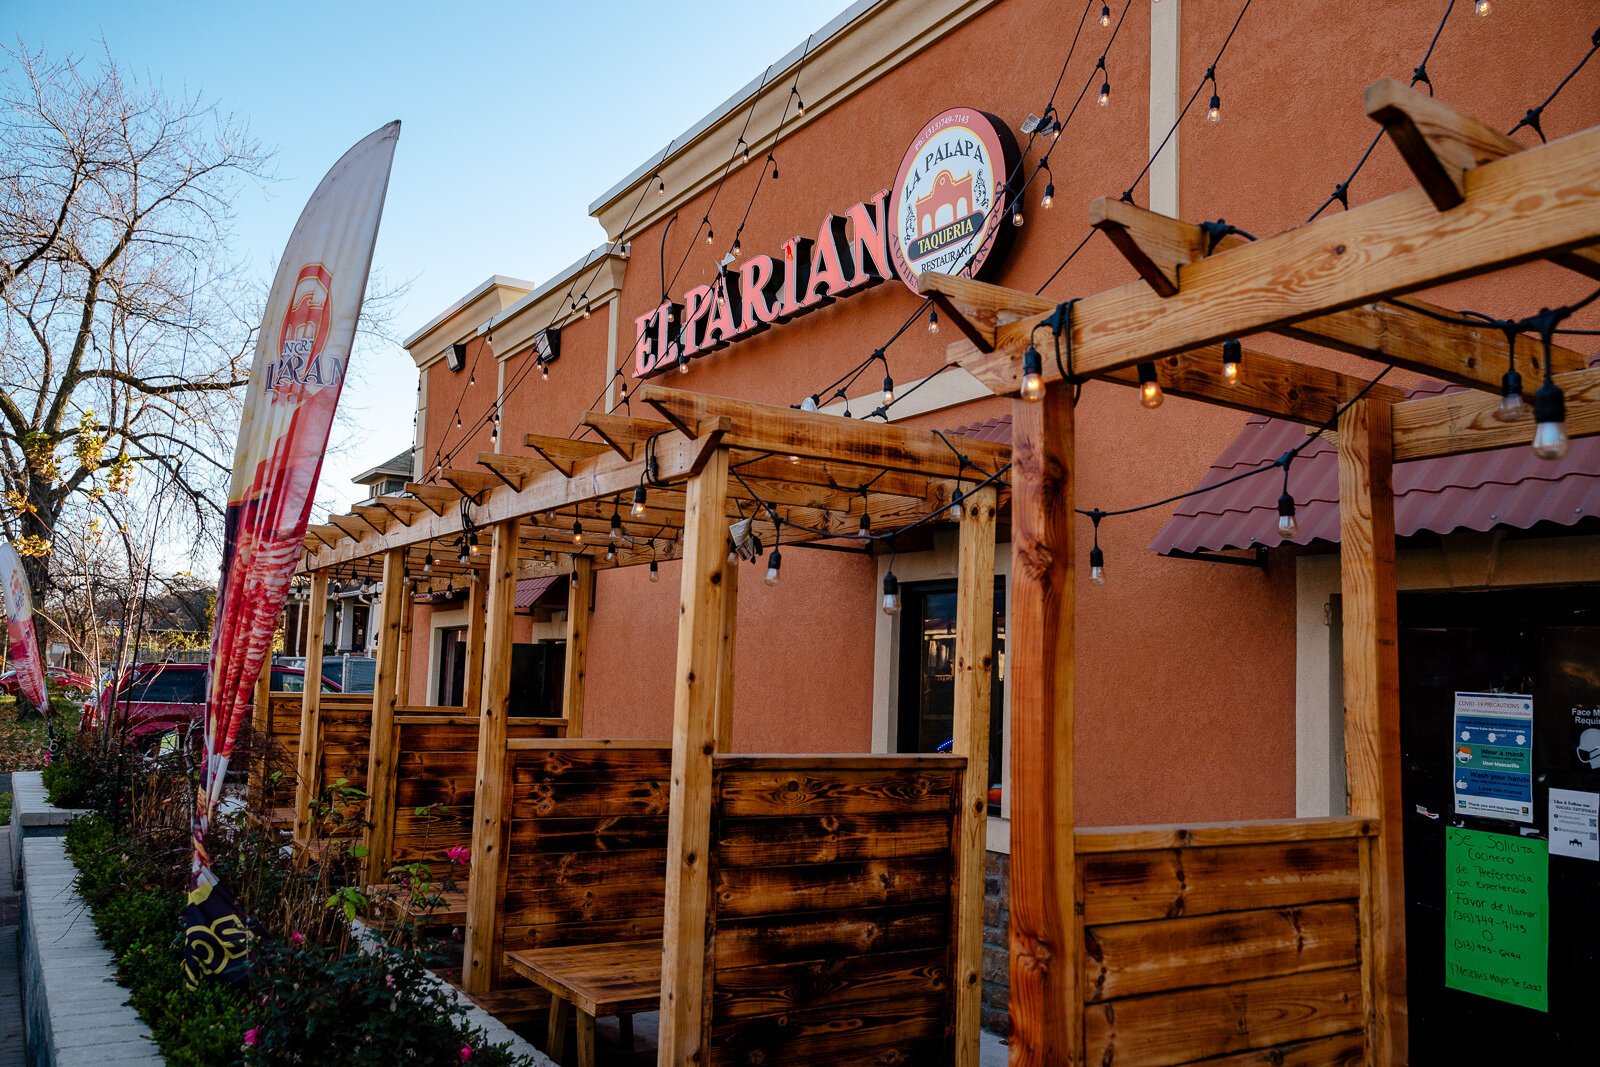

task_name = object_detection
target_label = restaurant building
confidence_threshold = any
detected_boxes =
[308,0,1598,1055]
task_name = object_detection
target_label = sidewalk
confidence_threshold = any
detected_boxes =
[0,818,25,1067]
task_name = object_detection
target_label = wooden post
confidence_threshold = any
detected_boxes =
[462,521,518,994]
[714,555,739,753]
[657,445,731,1063]
[395,575,415,706]
[292,573,329,852]
[362,548,407,884]
[463,570,486,711]
[1337,398,1407,1065]
[563,555,593,735]
[1008,385,1080,1066]
[248,654,273,807]
[953,483,997,1066]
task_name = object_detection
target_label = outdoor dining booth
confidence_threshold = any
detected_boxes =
[287,384,1012,1064]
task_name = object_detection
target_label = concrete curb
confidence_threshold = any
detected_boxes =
[10,774,88,833]
[20,835,161,1066]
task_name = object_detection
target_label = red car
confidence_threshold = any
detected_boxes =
[84,661,341,749]
[0,665,95,697]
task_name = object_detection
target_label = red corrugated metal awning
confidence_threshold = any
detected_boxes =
[514,576,562,611]
[1151,379,1600,554]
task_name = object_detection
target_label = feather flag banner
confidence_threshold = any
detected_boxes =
[0,544,48,710]
[186,122,399,983]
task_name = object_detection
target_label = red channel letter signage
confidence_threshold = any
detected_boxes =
[635,106,1016,378]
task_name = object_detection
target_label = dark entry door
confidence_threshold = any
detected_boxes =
[436,627,467,706]
[1399,585,1600,1063]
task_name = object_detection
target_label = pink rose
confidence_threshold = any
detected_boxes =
[446,845,471,865]
[289,931,305,945]
[244,1027,260,1048]
[385,973,396,989]
[459,1046,472,1062]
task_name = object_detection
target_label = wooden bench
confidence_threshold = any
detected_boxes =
[504,941,662,1066]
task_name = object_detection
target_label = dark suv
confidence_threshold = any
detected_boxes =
[85,662,340,749]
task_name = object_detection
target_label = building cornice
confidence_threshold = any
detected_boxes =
[590,0,1003,242]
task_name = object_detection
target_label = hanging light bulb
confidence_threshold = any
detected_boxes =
[649,558,660,583]
[423,551,434,575]
[490,425,498,442]
[1496,367,1526,422]
[541,361,550,381]
[795,92,805,116]
[764,549,782,586]
[609,512,622,541]
[468,532,480,557]
[1531,377,1570,460]
[543,549,553,562]
[582,303,592,319]
[1098,79,1111,108]
[1137,362,1164,408]
[1088,545,1106,586]
[1021,343,1046,402]
[882,374,895,405]
[1207,92,1222,124]
[1475,0,1491,15]
[732,236,742,258]
[1042,181,1055,209]
[881,571,901,615]
[727,539,739,566]
[950,486,965,521]
[788,453,800,464]
[677,351,691,376]
[456,538,469,565]
[800,394,820,412]
[1099,3,1110,27]
[770,156,779,180]
[1222,339,1243,386]
[455,415,462,429]
[631,484,648,519]
[468,370,476,385]
[1012,202,1024,227]
[705,223,714,245]
[1277,491,1300,540]
[656,174,666,196]
[605,543,617,562]
[572,519,585,545]
[858,511,871,537]
[739,139,749,163]
[928,308,940,334]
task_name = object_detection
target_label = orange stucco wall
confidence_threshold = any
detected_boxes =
[408,0,1599,827]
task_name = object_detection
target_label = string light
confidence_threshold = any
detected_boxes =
[572,519,585,545]
[423,551,434,575]
[631,483,648,519]
[1221,339,1243,385]
[881,571,900,615]
[609,510,623,541]
[1208,90,1222,124]
[1041,167,1055,210]
[1497,330,1525,423]
[793,89,806,116]
[732,236,742,258]
[1097,58,1111,107]
[800,395,820,412]
[605,543,617,562]
[656,173,666,196]
[1100,3,1110,27]
[1087,510,1106,586]
[882,373,895,405]
[649,558,660,582]
[769,154,779,180]
[764,547,782,586]
[928,308,940,334]
[1475,0,1491,16]
[1012,195,1025,227]
[1137,362,1163,408]
[704,221,714,245]
[1020,343,1045,402]
[1277,461,1300,540]
[677,351,691,375]
[1532,373,1569,460]
[738,138,750,163]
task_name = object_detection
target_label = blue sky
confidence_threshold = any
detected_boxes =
[6,0,852,515]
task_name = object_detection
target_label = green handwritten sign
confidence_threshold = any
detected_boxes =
[1444,827,1548,1011]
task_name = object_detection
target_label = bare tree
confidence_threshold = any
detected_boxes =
[0,42,271,612]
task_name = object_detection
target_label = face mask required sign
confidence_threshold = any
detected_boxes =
[1453,692,1534,822]
[1445,827,1548,1011]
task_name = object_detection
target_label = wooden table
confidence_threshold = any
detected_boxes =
[504,940,663,1066]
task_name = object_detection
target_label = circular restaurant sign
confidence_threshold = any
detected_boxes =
[888,107,1017,295]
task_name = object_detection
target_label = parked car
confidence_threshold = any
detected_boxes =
[83,661,341,750]
[0,665,96,697]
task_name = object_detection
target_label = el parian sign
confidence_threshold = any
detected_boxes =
[634,106,1016,379]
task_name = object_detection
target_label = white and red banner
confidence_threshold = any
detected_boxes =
[187,123,398,978]
[0,544,48,709]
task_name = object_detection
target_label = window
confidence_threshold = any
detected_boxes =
[125,667,206,704]
[895,578,1006,813]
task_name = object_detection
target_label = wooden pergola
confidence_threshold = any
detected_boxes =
[913,79,1600,1066]
[290,383,1012,1063]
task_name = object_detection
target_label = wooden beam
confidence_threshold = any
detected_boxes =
[657,446,731,1062]
[582,410,672,459]
[463,521,518,994]
[395,577,415,706]
[1088,198,1589,390]
[291,572,329,854]
[925,116,1600,392]
[464,574,486,712]
[476,451,551,491]
[375,494,428,527]
[1008,385,1080,1065]
[640,384,1009,479]
[404,482,460,516]
[351,505,392,534]
[440,467,500,501]
[327,515,369,541]
[714,555,738,753]
[952,483,997,1067]
[1392,366,1600,461]
[731,453,935,499]
[362,548,406,884]
[523,433,611,476]
[1337,399,1407,1065]
[562,557,592,736]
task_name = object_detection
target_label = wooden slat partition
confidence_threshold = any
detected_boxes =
[496,740,674,964]
[707,754,966,1067]
[390,716,566,877]
[319,701,376,837]
[1077,817,1373,1067]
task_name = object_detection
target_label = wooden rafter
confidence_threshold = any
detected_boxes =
[476,451,551,491]
[350,506,391,535]
[923,117,1600,392]
[581,411,672,459]
[1392,366,1600,461]
[439,467,500,501]
[523,434,611,476]
[375,495,427,527]
[404,483,460,516]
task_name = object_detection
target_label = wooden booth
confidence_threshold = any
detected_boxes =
[919,79,1600,1066]
[284,382,1014,1065]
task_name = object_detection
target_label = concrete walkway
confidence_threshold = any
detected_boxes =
[1,820,25,1067]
